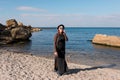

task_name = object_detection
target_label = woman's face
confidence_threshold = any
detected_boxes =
[58,26,64,33]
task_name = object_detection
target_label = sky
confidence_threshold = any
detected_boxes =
[0,0,120,27]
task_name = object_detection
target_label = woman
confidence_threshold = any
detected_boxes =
[54,24,68,76]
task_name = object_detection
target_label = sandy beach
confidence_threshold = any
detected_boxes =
[0,49,120,80]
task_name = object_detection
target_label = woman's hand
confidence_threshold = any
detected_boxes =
[54,52,58,57]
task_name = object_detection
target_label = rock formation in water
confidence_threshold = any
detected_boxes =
[92,34,120,47]
[0,19,41,44]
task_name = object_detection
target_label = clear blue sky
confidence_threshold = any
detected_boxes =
[0,0,120,27]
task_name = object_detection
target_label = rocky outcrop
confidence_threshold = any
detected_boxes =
[6,19,18,27]
[0,23,6,31]
[18,22,23,27]
[0,19,38,44]
[31,27,42,32]
[10,27,31,40]
[92,34,120,47]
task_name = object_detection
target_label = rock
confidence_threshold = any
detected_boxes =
[92,34,120,47]
[0,19,33,44]
[0,23,5,31]
[10,27,32,40]
[18,22,23,27]
[6,19,18,27]
[26,25,32,30]
[31,27,42,32]
[0,28,13,44]
[0,30,13,44]
[0,23,10,43]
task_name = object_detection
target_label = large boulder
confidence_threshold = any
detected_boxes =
[92,34,120,47]
[0,19,32,44]
[11,27,32,40]
[0,29,13,44]
[0,23,5,31]
[6,19,18,27]
[18,22,23,27]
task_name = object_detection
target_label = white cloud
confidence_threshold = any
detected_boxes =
[18,13,120,27]
[21,14,58,17]
[16,6,46,12]
[20,13,82,17]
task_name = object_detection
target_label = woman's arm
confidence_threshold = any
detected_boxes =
[63,32,68,41]
[54,33,57,52]
[54,33,58,57]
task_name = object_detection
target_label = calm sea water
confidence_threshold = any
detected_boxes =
[1,27,120,69]
[30,27,120,55]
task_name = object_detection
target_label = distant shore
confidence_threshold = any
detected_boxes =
[39,27,120,29]
[0,49,120,80]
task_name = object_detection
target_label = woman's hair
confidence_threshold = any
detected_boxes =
[57,24,65,29]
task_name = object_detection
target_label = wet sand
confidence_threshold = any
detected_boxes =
[0,49,120,80]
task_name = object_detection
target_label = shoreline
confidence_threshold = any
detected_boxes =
[0,49,120,80]
[1,47,120,70]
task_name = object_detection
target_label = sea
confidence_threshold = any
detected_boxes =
[1,27,120,69]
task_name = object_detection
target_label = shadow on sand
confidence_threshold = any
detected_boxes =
[66,64,116,75]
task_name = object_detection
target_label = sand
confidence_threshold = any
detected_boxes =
[0,49,120,80]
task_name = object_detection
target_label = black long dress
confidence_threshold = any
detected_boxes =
[54,33,68,75]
